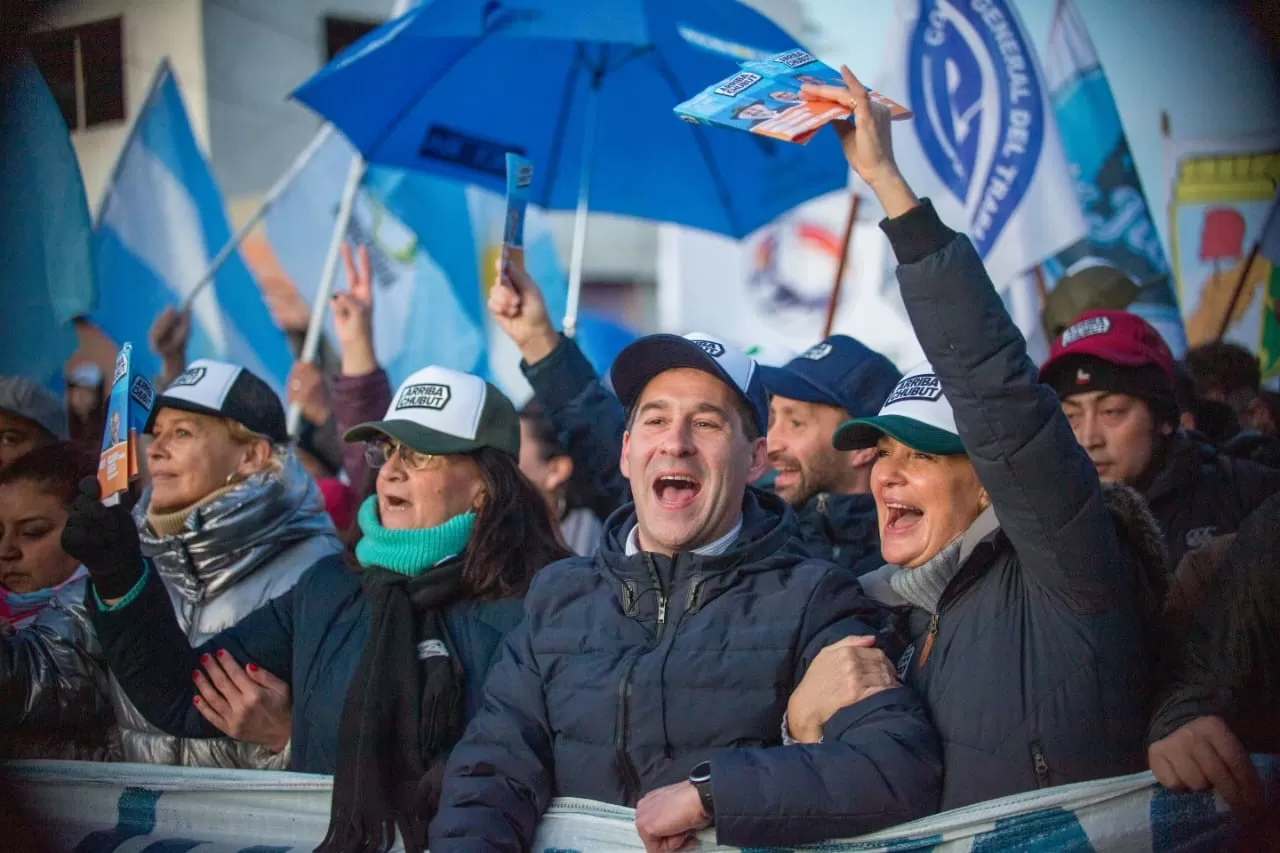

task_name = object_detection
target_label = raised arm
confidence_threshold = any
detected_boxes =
[807,68,1125,602]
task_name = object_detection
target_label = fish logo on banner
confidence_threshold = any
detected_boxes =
[908,0,1044,258]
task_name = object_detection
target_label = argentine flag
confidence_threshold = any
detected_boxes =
[93,61,291,391]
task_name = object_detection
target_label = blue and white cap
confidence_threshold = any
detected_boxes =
[610,332,769,435]
[832,362,964,455]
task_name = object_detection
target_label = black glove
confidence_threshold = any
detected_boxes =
[61,477,145,602]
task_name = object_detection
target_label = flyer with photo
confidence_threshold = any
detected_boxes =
[502,153,533,276]
[98,343,155,505]
[674,49,912,144]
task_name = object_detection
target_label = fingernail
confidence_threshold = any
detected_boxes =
[193,696,200,706]
[216,649,226,659]
[200,654,211,664]
[247,663,259,673]
[192,670,200,682]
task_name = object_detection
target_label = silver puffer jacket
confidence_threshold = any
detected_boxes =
[0,573,117,761]
[111,451,341,769]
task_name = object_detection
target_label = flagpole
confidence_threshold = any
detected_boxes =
[822,193,860,339]
[181,126,338,311]
[563,76,600,340]
[286,153,367,438]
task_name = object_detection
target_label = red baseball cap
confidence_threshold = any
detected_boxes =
[1040,309,1175,382]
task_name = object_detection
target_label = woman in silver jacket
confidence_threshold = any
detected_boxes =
[116,359,341,768]
[0,442,114,761]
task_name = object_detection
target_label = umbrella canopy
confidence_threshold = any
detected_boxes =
[291,0,848,239]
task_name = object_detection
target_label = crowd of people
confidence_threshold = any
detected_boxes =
[1,68,1277,853]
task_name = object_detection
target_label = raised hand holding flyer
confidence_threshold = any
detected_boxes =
[502,153,533,282]
[98,343,155,506]
[674,49,911,144]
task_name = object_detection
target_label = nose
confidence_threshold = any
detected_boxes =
[0,531,18,563]
[1075,410,1104,450]
[766,432,786,460]
[658,421,696,458]
[146,433,168,461]
[871,451,905,491]
[378,453,408,484]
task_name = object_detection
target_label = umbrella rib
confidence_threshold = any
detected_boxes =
[538,44,588,209]
[645,50,744,237]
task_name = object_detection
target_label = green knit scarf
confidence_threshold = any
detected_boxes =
[354,496,475,577]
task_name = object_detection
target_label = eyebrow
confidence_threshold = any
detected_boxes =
[636,400,731,421]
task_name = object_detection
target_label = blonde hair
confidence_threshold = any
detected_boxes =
[225,418,285,476]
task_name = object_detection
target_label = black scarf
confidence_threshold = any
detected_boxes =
[316,561,466,853]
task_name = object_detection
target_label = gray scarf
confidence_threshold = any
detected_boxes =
[133,450,337,602]
[861,506,1000,614]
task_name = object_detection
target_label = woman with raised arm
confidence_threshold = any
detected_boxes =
[782,68,1164,808]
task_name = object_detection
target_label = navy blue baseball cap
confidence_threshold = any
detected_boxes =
[759,336,902,419]
[611,332,769,435]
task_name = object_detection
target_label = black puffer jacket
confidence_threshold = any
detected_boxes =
[1143,434,1280,568]
[794,491,883,575]
[431,489,942,850]
[878,201,1159,809]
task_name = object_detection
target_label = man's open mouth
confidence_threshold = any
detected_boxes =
[652,474,701,510]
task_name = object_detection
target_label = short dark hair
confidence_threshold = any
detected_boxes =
[0,441,98,505]
[346,448,570,601]
[519,400,567,461]
[624,395,762,444]
[1185,342,1261,401]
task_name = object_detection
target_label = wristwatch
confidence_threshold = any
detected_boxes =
[689,760,714,819]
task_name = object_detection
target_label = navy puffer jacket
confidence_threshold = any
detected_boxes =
[430,489,942,851]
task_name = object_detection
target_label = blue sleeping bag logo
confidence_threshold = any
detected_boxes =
[908,0,1044,257]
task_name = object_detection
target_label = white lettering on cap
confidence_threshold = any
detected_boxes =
[885,374,943,406]
[1061,315,1112,347]
[691,340,726,358]
[801,342,832,361]
[396,383,452,411]
[169,367,206,389]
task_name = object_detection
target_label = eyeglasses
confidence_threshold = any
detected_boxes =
[363,439,439,471]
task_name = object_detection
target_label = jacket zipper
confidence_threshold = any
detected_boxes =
[1030,741,1052,788]
[816,493,842,561]
[685,573,706,614]
[614,554,668,802]
[917,612,939,670]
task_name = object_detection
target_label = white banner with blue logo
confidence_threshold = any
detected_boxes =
[877,0,1087,296]
[12,757,1275,852]
[93,61,293,391]
[1043,0,1188,357]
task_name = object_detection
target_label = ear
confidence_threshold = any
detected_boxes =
[746,436,770,483]
[1179,411,1197,432]
[849,447,878,469]
[619,430,632,482]
[1245,397,1274,433]
[235,438,273,478]
[545,454,574,494]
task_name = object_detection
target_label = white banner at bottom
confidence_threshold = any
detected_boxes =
[6,757,1276,852]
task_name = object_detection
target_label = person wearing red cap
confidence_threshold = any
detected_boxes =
[1041,310,1280,567]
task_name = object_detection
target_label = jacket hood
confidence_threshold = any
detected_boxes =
[598,486,806,574]
[134,450,338,602]
[1100,481,1169,603]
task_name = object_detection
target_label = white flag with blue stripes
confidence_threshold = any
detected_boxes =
[93,61,292,390]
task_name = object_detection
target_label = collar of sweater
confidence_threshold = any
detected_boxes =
[860,505,1001,613]
[354,496,475,576]
[623,514,744,558]
[145,481,242,539]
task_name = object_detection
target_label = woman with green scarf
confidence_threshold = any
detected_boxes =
[62,364,570,853]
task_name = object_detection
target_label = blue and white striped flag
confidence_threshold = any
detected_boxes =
[93,61,292,390]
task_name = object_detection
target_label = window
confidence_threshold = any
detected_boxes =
[29,17,125,131]
[324,16,379,62]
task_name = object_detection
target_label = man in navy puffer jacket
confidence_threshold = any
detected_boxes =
[430,331,942,851]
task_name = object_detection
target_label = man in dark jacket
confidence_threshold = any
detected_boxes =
[1039,311,1280,566]
[759,336,901,574]
[429,332,942,851]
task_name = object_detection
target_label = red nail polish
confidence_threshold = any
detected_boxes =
[247,663,259,673]
[193,696,200,705]
[192,670,200,682]
[200,654,211,664]
[216,649,226,660]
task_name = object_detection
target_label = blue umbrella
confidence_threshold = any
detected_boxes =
[292,0,848,334]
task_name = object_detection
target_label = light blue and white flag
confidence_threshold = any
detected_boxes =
[1044,0,1188,356]
[877,0,1088,359]
[93,61,292,390]
[0,56,96,386]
